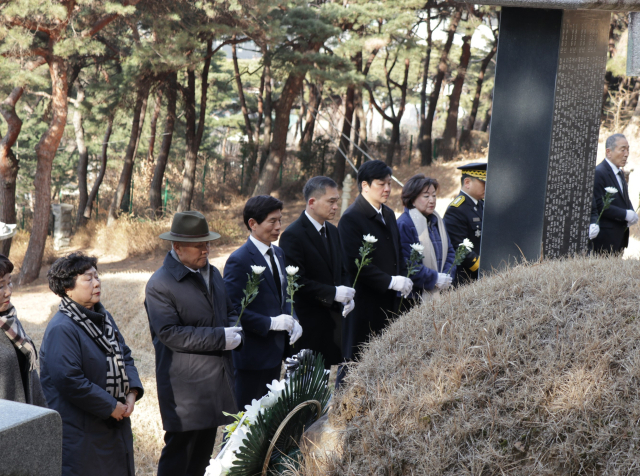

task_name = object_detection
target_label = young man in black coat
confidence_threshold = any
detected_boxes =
[279,176,355,370]
[145,211,243,476]
[589,133,638,254]
[338,160,412,366]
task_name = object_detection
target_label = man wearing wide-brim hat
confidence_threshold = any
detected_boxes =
[144,211,243,476]
[443,163,487,285]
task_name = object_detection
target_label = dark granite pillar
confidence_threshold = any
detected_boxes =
[480,7,610,274]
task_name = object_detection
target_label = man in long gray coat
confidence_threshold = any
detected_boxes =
[145,211,243,476]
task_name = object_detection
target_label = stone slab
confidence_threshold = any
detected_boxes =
[0,399,62,476]
[462,0,640,11]
[480,8,609,273]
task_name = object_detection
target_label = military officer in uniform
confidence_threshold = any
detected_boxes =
[443,163,486,285]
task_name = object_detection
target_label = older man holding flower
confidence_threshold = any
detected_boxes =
[145,211,243,476]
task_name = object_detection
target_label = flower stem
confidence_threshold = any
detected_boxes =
[352,266,362,288]
[234,307,245,327]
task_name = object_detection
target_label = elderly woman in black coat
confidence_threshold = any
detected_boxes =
[40,253,143,476]
[0,254,46,406]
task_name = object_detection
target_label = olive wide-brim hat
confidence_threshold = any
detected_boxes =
[159,211,221,242]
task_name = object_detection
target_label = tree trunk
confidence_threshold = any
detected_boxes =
[0,87,24,257]
[73,83,89,227]
[420,6,462,166]
[300,80,323,147]
[84,114,113,220]
[147,87,163,163]
[481,92,493,132]
[178,41,212,212]
[18,58,68,285]
[121,88,149,213]
[150,73,177,217]
[441,33,472,161]
[258,59,273,175]
[107,80,150,225]
[354,89,368,168]
[418,14,434,164]
[332,84,355,184]
[386,120,401,165]
[459,38,497,150]
[253,71,305,196]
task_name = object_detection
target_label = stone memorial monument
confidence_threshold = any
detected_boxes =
[465,0,640,273]
[0,399,62,476]
[51,203,73,251]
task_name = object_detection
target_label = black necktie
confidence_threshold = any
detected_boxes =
[266,248,282,303]
[319,226,330,255]
[618,170,630,206]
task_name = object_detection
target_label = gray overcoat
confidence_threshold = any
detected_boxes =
[0,323,46,407]
[144,252,240,433]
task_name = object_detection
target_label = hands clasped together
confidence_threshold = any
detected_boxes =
[270,314,303,344]
[335,285,356,318]
[110,390,138,421]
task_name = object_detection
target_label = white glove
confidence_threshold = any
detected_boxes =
[435,273,452,289]
[334,285,356,303]
[270,314,295,332]
[289,319,303,344]
[224,327,242,350]
[342,299,355,317]
[389,276,413,298]
[626,209,639,226]
[588,223,600,240]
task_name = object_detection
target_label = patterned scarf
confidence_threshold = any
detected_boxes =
[0,305,37,371]
[59,297,130,400]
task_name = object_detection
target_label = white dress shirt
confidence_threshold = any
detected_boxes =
[304,211,325,233]
[368,201,386,224]
[605,158,625,193]
[461,190,479,205]
[249,235,283,281]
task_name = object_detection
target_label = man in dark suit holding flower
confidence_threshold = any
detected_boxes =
[590,133,638,254]
[223,195,303,409]
[279,176,355,371]
[338,160,412,366]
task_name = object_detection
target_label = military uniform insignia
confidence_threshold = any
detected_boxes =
[475,229,482,237]
[450,195,465,208]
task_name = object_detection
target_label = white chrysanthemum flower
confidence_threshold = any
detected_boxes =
[219,449,236,472]
[243,399,263,424]
[262,379,287,408]
[605,186,618,194]
[363,234,378,243]
[250,265,266,275]
[204,458,224,476]
[462,238,474,251]
[285,266,299,276]
[410,243,424,253]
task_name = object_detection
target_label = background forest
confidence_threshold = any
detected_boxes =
[0,1,633,285]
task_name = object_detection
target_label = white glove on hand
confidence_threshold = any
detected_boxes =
[289,320,303,344]
[389,276,413,298]
[435,273,453,289]
[270,314,295,332]
[224,327,242,350]
[626,209,639,226]
[588,223,600,240]
[334,285,356,303]
[342,299,355,317]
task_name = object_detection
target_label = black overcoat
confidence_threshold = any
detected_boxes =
[279,211,350,367]
[39,303,144,476]
[338,194,405,361]
[145,252,239,433]
[443,191,483,284]
[590,160,632,254]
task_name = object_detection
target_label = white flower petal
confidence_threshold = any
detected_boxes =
[363,234,378,243]
[604,186,618,194]
[205,459,224,476]
[251,265,266,275]
[462,239,474,251]
[285,266,299,276]
[410,243,424,253]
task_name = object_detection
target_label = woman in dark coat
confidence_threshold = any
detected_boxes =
[40,253,143,476]
[0,254,46,406]
[397,174,456,306]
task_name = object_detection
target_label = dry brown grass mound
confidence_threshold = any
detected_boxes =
[327,255,640,475]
